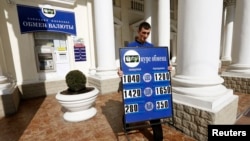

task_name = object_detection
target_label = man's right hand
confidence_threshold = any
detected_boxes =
[117,68,123,77]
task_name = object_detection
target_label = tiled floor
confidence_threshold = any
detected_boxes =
[0,91,249,141]
[234,92,250,125]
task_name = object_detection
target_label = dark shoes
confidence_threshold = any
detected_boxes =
[150,119,163,141]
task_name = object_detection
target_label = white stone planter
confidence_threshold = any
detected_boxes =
[56,86,99,122]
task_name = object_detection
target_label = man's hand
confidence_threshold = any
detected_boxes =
[168,66,172,71]
[117,68,123,77]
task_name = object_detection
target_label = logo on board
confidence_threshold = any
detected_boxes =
[123,50,140,68]
[42,7,56,18]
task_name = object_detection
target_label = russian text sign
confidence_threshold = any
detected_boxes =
[120,47,173,123]
[17,4,76,35]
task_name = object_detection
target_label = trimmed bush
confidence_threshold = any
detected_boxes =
[66,70,86,92]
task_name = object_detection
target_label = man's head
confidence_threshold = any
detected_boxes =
[137,21,151,43]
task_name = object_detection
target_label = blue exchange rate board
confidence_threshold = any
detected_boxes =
[120,47,173,123]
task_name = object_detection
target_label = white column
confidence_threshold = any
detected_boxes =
[87,1,97,75]
[0,74,13,94]
[158,0,171,63]
[172,0,233,109]
[225,0,250,74]
[221,0,236,62]
[144,0,152,42]
[0,49,13,95]
[93,0,117,76]
[158,0,170,47]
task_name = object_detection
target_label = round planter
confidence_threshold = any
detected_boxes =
[56,86,99,122]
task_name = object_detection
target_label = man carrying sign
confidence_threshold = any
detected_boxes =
[118,21,172,141]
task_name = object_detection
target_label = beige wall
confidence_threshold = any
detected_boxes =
[0,0,96,85]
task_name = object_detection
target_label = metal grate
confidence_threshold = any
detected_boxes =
[131,0,144,12]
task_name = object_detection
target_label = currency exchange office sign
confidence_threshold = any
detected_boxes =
[120,47,173,123]
[17,4,76,35]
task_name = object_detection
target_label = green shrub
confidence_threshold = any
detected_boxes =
[66,70,86,92]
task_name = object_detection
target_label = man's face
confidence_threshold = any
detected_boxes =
[137,27,150,43]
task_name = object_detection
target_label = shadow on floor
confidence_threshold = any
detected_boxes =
[0,97,45,141]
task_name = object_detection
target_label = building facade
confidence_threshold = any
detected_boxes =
[1,0,250,140]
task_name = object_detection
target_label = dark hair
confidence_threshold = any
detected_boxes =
[138,21,151,31]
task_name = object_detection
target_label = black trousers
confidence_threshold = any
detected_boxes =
[123,116,163,141]
[150,119,163,141]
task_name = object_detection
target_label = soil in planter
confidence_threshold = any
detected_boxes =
[60,87,95,95]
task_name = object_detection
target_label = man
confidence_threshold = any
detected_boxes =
[118,21,168,141]
[127,21,153,47]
